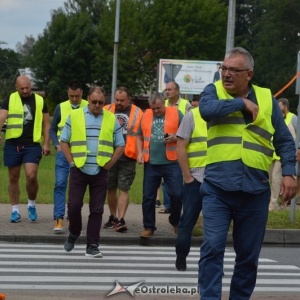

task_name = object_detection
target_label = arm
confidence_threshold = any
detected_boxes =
[60,141,73,164]
[49,105,61,150]
[272,98,297,203]
[0,109,8,144]
[103,146,124,170]
[177,137,193,183]
[136,134,144,164]
[42,112,51,155]
[199,83,246,121]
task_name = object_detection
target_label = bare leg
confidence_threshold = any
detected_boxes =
[117,190,129,220]
[107,188,118,217]
[24,163,39,200]
[8,166,21,205]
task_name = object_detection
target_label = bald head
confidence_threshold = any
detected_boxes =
[16,75,32,98]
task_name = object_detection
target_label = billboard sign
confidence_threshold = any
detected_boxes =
[158,59,223,94]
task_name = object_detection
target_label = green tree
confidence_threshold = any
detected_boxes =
[235,0,300,110]
[32,7,99,105]
[0,48,21,99]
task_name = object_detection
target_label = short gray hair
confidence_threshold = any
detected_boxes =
[148,93,165,106]
[225,47,254,69]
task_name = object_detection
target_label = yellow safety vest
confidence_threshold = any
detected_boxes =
[6,92,43,142]
[70,108,115,168]
[57,99,88,142]
[165,98,190,115]
[207,81,275,171]
[187,109,207,168]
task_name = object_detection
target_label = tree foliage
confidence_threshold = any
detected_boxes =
[0,48,21,99]
[9,0,300,112]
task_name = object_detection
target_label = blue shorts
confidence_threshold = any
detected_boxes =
[4,144,42,167]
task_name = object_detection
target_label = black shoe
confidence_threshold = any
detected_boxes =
[114,218,127,233]
[155,200,161,208]
[85,244,103,258]
[64,234,78,252]
[176,256,186,271]
[103,215,118,229]
[159,208,170,214]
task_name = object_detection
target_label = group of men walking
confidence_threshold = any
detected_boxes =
[0,46,298,299]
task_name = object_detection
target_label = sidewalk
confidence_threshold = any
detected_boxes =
[0,204,299,246]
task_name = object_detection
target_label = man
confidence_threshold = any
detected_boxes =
[175,106,207,271]
[159,81,192,214]
[198,47,296,299]
[269,98,297,210]
[0,75,51,223]
[191,94,201,108]
[49,80,88,232]
[213,62,222,83]
[136,93,183,238]
[165,81,192,115]
[60,86,124,257]
[103,87,143,232]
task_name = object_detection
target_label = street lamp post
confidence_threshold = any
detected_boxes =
[111,0,120,103]
[226,0,236,53]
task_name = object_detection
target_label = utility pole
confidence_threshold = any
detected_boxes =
[111,0,120,103]
[226,0,236,53]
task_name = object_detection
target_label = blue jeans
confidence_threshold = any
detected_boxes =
[53,151,69,219]
[198,180,270,300]
[142,162,183,230]
[161,181,171,209]
[176,179,202,257]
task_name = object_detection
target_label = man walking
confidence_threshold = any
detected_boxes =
[198,47,296,299]
[136,93,183,238]
[0,75,51,223]
[175,105,207,271]
[60,86,124,257]
[50,80,88,232]
[103,87,143,232]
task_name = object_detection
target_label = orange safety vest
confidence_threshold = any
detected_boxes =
[104,103,143,159]
[141,106,179,162]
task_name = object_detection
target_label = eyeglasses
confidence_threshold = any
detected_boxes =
[91,100,105,105]
[221,66,249,75]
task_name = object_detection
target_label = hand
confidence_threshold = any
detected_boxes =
[243,98,259,121]
[136,153,144,165]
[297,149,300,162]
[183,175,195,184]
[163,134,176,144]
[42,145,51,156]
[279,176,297,205]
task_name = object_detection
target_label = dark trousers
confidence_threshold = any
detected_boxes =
[67,167,108,246]
[142,162,183,230]
[198,180,270,300]
[176,179,202,258]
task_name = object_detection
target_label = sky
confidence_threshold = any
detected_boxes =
[0,0,66,50]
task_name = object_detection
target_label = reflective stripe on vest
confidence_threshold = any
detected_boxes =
[103,103,143,159]
[57,99,88,142]
[208,81,275,171]
[187,109,207,168]
[141,107,179,162]
[6,92,43,142]
[70,109,115,167]
[165,98,189,115]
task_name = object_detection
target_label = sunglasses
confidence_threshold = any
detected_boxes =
[91,100,105,105]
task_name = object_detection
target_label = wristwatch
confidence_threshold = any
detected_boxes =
[69,162,75,168]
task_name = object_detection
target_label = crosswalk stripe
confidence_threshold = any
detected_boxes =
[0,242,299,294]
